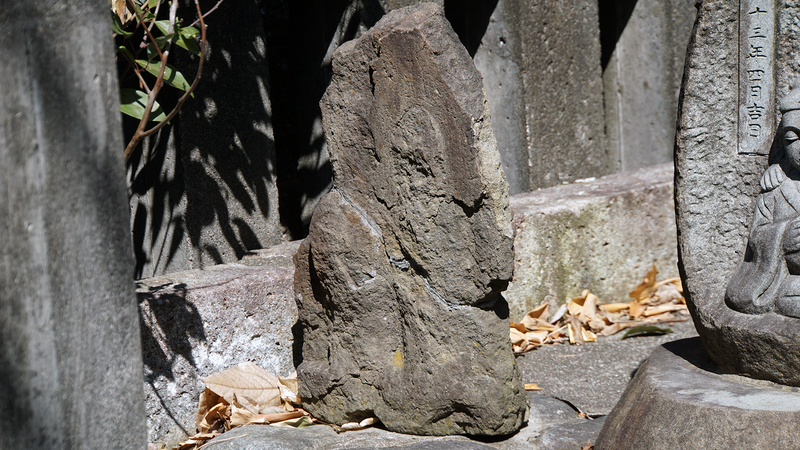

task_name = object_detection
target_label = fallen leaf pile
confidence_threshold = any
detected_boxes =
[174,362,312,450]
[510,266,689,354]
[170,361,380,449]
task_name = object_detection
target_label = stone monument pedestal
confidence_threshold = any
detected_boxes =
[596,338,800,450]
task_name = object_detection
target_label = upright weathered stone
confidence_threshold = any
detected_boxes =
[295,4,527,436]
[674,0,800,386]
[0,1,146,448]
[128,0,281,278]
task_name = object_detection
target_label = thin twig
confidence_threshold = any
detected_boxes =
[125,0,207,162]
[189,0,224,27]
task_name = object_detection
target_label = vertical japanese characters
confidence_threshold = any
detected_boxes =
[739,0,776,155]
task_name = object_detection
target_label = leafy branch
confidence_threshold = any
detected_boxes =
[112,0,212,163]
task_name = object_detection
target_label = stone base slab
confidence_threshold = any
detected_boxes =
[139,241,300,448]
[505,163,678,320]
[596,337,800,450]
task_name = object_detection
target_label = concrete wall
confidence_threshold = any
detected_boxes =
[127,0,282,279]
[602,0,697,172]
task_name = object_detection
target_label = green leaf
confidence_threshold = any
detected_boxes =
[153,20,172,36]
[119,88,167,122]
[135,59,192,93]
[180,26,199,39]
[112,15,133,38]
[117,46,136,65]
[621,325,674,340]
[147,0,160,8]
[175,32,201,56]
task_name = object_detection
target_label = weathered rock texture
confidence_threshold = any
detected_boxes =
[505,163,678,320]
[675,0,800,385]
[140,241,299,448]
[294,4,527,436]
[0,1,146,448]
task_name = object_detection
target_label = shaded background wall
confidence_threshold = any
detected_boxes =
[127,0,698,276]
[262,0,697,240]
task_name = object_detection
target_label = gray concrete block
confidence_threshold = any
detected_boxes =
[514,0,609,189]
[603,0,697,172]
[140,241,300,448]
[0,1,146,448]
[128,0,281,279]
[474,0,528,195]
[505,163,678,320]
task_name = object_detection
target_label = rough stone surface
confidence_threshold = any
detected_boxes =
[505,163,679,320]
[674,0,800,385]
[139,241,299,448]
[128,0,281,279]
[0,1,146,448]
[295,4,527,436]
[596,338,800,449]
[602,0,697,172]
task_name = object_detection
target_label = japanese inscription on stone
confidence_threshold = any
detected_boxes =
[739,0,776,155]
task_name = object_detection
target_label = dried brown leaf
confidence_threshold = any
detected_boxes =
[510,327,527,347]
[599,302,630,313]
[643,304,688,317]
[196,387,224,432]
[525,330,550,345]
[628,301,647,319]
[580,292,598,321]
[629,265,658,301]
[510,322,528,333]
[568,290,590,317]
[202,362,283,410]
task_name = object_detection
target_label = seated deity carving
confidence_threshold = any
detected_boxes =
[726,81,800,318]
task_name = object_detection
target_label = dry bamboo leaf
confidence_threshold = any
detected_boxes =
[568,316,584,345]
[510,327,527,347]
[599,322,624,337]
[643,304,688,317]
[580,326,597,343]
[526,302,549,320]
[202,362,283,410]
[524,383,542,391]
[525,330,550,345]
[568,291,589,317]
[510,322,528,333]
[520,303,556,331]
[587,317,607,332]
[628,301,647,319]
[177,432,220,450]
[629,265,658,301]
[580,292,598,321]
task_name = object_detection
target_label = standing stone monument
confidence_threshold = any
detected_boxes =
[596,1,800,448]
[294,3,528,436]
[0,0,146,448]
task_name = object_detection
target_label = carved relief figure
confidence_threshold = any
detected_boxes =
[726,81,800,318]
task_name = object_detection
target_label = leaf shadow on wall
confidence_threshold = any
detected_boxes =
[138,283,206,436]
[127,0,277,279]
